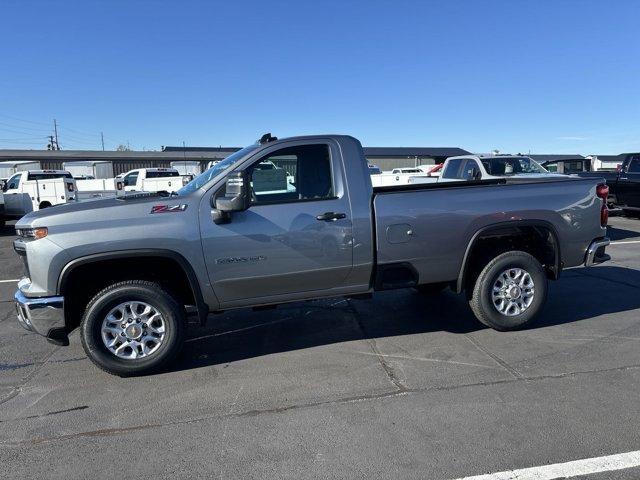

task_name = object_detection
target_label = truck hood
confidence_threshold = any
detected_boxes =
[16,194,193,229]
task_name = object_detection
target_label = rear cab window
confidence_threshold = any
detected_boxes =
[27,172,73,181]
[442,158,477,179]
[627,155,640,173]
[146,170,180,178]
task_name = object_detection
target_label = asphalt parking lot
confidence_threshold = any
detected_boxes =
[1,216,639,479]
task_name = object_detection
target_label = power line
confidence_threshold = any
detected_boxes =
[0,121,50,134]
[0,113,51,127]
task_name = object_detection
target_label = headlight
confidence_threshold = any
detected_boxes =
[16,227,48,240]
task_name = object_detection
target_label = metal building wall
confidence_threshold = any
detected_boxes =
[365,156,439,171]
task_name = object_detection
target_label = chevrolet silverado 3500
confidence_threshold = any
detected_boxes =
[14,134,611,376]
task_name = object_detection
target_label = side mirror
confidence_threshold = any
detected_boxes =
[212,171,251,224]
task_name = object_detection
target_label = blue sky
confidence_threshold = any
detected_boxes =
[1,0,638,154]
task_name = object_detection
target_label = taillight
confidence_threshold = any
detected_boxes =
[116,181,123,191]
[597,183,609,227]
[596,184,609,199]
[67,182,74,192]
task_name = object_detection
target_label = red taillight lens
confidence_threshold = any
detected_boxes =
[596,184,609,200]
[597,183,609,227]
[67,183,74,192]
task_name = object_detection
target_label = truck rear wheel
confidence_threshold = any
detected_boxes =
[80,280,185,376]
[469,251,547,331]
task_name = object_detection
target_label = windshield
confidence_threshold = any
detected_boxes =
[481,157,548,176]
[177,145,259,195]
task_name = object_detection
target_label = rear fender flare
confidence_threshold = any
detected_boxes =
[455,220,562,293]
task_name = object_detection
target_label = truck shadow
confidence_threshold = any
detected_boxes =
[608,226,640,241]
[170,266,640,373]
[0,221,16,237]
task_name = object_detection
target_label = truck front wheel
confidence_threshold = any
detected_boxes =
[469,251,547,331]
[80,280,185,376]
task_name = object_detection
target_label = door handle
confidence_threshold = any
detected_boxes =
[316,211,346,222]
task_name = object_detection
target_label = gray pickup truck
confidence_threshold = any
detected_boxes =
[14,134,611,376]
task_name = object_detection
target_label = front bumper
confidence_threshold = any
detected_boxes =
[584,237,611,267]
[15,278,66,344]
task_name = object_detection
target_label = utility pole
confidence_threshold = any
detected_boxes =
[47,135,55,150]
[53,119,60,150]
[101,132,105,151]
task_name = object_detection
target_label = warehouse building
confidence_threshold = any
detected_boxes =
[0,145,472,175]
[0,148,240,176]
[362,147,471,171]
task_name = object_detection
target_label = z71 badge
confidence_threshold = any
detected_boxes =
[150,204,188,213]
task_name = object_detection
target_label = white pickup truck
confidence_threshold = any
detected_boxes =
[436,155,564,182]
[118,168,190,193]
[1,170,77,218]
[75,168,192,199]
[371,166,441,187]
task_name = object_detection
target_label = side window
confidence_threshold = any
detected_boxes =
[441,159,464,179]
[248,144,334,204]
[461,159,479,180]
[123,171,139,186]
[7,173,21,190]
[627,156,640,173]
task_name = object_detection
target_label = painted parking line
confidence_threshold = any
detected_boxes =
[610,240,640,245]
[451,450,640,480]
[0,279,19,284]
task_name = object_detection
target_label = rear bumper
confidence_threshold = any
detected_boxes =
[15,278,66,343]
[584,237,611,267]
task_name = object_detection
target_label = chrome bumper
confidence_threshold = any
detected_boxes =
[584,237,611,267]
[15,279,65,339]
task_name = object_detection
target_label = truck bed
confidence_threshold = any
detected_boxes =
[372,176,606,287]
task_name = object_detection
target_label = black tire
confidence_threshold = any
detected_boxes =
[469,251,547,331]
[80,280,185,376]
[415,282,449,295]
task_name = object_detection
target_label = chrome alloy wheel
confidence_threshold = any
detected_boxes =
[101,301,166,359]
[491,268,535,316]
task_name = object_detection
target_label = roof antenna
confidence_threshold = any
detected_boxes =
[259,133,277,144]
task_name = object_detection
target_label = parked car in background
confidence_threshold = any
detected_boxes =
[576,153,640,215]
[1,170,76,218]
[13,134,610,376]
[439,155,564,182]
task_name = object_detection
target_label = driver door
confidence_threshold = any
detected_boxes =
[200,141,354,307]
